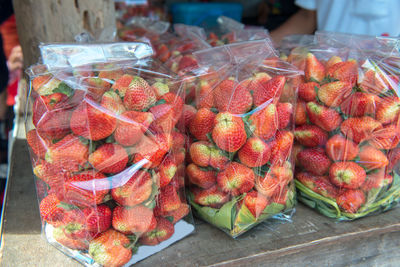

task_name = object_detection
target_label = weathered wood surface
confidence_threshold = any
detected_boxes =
[2,139,400,267]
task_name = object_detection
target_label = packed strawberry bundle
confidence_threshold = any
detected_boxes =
[286,33,400,220]
[26,43,194,267]
[184,41,302,237]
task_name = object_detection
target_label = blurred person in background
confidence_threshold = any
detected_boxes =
[270,0,400,43]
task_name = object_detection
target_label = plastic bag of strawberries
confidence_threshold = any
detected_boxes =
[25,42,195,267]
[184,40,302,237]
[285,31,400,220]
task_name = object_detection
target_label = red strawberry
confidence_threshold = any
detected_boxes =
[296,172,339,198]
[39,194,65,226]
[111,74,134,97]
[133,133,172,168]
[189,141,228,169]
[217,162,255,196]
[112,205,157,234]
[156,184,182,215]
[340,92,378,117]
[115,111,154,146]
[70,97,117,141]
[189,108,216,141]
[45,134,89,172]
[253,75,285,107]
[294,101,307,125]
[164,203,189,224]
[64,170,109,205]
[317,81,353,107]
[84,77,112,99]
[150,93,183,133]
[26,129,51,158]
[248,103,278,140]
[306,102,342,131]
[269,131,294,165]
[83,204,112,234]
[111,170,153,207]
[213,79,253,114]
[361,169,387,192]
[238,137,271,167]
[369,124,400,150]
[178,55,198,72]
[139,217,175,246]
[157,155,177,187]
[326,60,358,85]
[255,174,285,198]
[298,82,318,102]
[187,163,216,189]
[376,96,400,125]
[325,56,342,70]
[32,75,62,95]
[152,81,170,99]
[34,162,68,191]
[305,53,325,82]
[89,143,128,174]
[97,65,124,81]
[357,145,388,171]
[336,189,365,213]
[182,104,197,128]
[123,76,157,111]
[243,190,270,218]
[340,116,382,143]
[292,143,303,166]
[298,147,331,176]
[294,125,328,147]
[329,161,366,189]
[360,68,390,95]
[35,108,72,140]
[100,91,126,115]
[245,72,272,92]
[277,102,293,129]
[325,134,359,161]
[88,229,132,267]
[156,44,171,62]
[192,185,229,208]
[212,112,247,152]
[53,227,88,250]
[196,79,215,109]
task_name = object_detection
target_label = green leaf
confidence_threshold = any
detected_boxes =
[78,136,90,145]
[165,216,174,223]
[105,135,115,143]
[53,82,74,97]
[358,187,381,212]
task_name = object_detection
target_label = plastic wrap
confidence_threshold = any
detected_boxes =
[184,40,302,237]
[285,31,400,220]
[25,42,194,266]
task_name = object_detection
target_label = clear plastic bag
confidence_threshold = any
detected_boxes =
[25,42,194,266]
[184,40,302,237]
[284,31,400,220]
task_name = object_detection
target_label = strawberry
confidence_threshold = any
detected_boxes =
[182,104,197,128]
[238,137,271,167]
[45,134,89,172]
[294,125,328,147]
[89,143,128,174]
[112,205,157,235]
[325,134,359,161]
[361,169,387,192]
[277,102,293,129]
[97,65,124,81]
[152,81,170,99]
[252,75,285,107]
[132,133,172,168]
[269,163,293,184]
[32,75,62,95]
[326,60,358,85]
[213,79,252,114]
[100,91,126,115]
[369,124,400,150]
[357,145,388,170]
[171,131,185,152]
[164,203,189,224]
[157,155,177,187]
[298,147,331,176]
[325,56,342,70]
[305,53,325,82]
[115,111,154,146]
[88,229,132,267]
[123,76,157,111]
[156,44,171,63]
[306,102,342,131]
[139,217,175,246]
[53,227,88,250]
[111,170,153,207]
[150,93,183,133]
[189,108,216,141]
[243,190,270,218]
[269,131,294,165]
[178,55,198,72]
[84,77,112,99]
[255,174,285,198]
[376,96,400,125]
[34,161,68,191]
[329,161,366,189]
[296,172,339,198]
[298,82,318,102]
[340,116,382,143]
[187,163,217,189]
[336,189,365,213]
[26,129,51,158]
[35,108,72,140]
[360,68,390,95]
[248,103,278,140]
[64,170,109,205]
[192,185,229,208]
[196,79,215,109]
[83,204,112,234]
[189,141,228,169]
[292,143,303,166]
[70,97,117,141]
[388,147,400,172]
[212,112,247,152]
[155,184,182,215]
[317,81,353,107]
[39,194,65,225]
[295,101,307,125]
[111,74,134,97]
[217,162,255,196]
[245,72,272,92]
[340,92,378,117]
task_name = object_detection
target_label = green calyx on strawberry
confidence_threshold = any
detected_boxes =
[139,217,175,246]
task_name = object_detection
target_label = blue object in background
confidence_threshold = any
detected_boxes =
[171,3,242,28]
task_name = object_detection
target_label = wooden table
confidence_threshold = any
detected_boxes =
[2,139,400,266]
